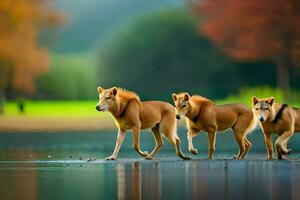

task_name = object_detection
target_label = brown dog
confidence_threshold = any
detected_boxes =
[252,96,300,160]
[172,92,256,159]
[96,86,190,160]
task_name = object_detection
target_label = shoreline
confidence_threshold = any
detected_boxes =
[0,116,115,132]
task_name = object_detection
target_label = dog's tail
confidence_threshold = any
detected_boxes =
[245,111,259,135]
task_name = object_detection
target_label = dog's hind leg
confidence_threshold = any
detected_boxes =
[160,115,190,160]
[165,133,190,160]
[232,130,246,159]
[174,138,190,160]
[207,131,216,159]
[280,137,292,155]
[240,137,252,159]
[232,114,252,159]
[234,137,251,159]
[275,130,293,159]
[145,125,164,160]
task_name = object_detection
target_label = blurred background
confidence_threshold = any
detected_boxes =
[1,1,300,199]
[0,0,300,129]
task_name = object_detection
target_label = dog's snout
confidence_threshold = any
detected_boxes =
[176,114,181,120]
[96,105,100,111]
[259,117,264,122]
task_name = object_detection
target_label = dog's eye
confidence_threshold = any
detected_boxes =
[182,104,186,108]
[105,97,111,100]
[255,108,259,110]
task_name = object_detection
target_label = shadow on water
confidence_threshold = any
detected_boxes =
[1,129,300,199]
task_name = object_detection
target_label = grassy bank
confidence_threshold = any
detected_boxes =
[216,86,300,107]
[1,101,113,132]
[1,86,299,132]
[4,101,108,118]
[4,86,300,117]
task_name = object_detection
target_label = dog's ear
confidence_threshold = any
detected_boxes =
[184,93,190,101]
[252,96,259,105]
[172,93,177,101]
[112,87,118,96]
[267,97,275,106]
[97,86,104,94]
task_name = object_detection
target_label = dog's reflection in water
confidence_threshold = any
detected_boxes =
[117,161,161,200]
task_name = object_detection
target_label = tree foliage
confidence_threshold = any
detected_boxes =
[194,0,300,92]
[0,0,64,94]
[99,9,243,101]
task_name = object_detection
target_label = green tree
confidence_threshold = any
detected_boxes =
[0,0,64,113]
[99,9,240,101]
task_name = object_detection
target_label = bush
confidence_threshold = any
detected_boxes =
[217,86,300,107]
[37,53,98,100]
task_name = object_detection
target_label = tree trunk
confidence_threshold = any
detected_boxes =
[0,90,5,114]
[276,60,290,98]
[0,60,9,114]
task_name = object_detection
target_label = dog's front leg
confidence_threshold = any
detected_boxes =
[133,127,149,157]
[187,129,199,155]
[105,129,126,160]
[264,133,273,160]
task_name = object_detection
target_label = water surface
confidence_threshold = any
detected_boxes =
[1,129,300,199]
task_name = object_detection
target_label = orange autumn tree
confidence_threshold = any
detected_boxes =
[0,0,64,113]
[193,0,300,95]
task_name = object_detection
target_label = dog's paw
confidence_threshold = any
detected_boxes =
[281,149,292,155]
[277,155,283,160]
[105,156,116,161]
[142,151,149,157]
[189,148,198,155]
[145,155,153,160]
[183,156,191,160]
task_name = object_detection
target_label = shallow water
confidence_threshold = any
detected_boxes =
[1,129,300,199]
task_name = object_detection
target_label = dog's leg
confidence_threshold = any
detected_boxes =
[208,131,216,159]
[280,137,292,155]
[275,130,293,160]
[240,137,252,159]
[105,129,126,160]
[233,131,245,159]
[146,126,164,160]
[264,133,274,160]
[174,138,191,160]
[133,127,149,157]
[234,136,251,159]
[159,115,190,160]
[187,129,199,155]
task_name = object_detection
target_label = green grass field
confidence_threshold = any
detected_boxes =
[3,87,300,118]
[216,86,300,107]
[4,101,109,118]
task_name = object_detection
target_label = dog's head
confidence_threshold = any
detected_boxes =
[96,86,118,112]
[172,92,191,119]
[252,96,275,122]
